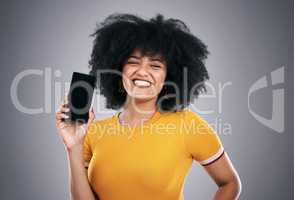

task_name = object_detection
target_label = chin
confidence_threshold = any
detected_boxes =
[128,92,157,101]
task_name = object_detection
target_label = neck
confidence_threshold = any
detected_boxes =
[120,96,158,124]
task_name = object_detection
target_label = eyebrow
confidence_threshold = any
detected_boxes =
[129,55,164,63]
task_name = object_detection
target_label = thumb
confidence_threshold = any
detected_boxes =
[89,107,95,120]
[86,107,95,128]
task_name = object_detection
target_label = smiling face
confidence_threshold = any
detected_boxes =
[121,49,167,101]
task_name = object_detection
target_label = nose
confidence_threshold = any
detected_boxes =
[135,62,150,77]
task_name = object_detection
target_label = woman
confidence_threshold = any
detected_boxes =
[56,13,241,200]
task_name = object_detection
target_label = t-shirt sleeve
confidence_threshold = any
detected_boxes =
[182,109,224,166]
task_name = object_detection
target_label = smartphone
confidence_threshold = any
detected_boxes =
[66,72,96,123]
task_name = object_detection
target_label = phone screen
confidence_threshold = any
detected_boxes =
[67,72,96,123]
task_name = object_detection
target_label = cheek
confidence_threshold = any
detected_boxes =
[122,76,132,89]
[122,68,131,78]
[154,73,166,87]
[121,68,133,84]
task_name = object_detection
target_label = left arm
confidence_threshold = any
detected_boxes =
[203,152,242,200]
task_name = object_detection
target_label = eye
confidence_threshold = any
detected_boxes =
[151,65,161,69]
[127,61,139,65]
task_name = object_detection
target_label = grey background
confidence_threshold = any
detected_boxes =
[1,0,293,199]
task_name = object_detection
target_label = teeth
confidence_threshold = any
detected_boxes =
[133,79,151,87]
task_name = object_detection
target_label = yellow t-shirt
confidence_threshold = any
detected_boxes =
[83,108,224,200]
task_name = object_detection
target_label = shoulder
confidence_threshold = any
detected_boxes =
[177,108,215,135]
[175,108,203,122]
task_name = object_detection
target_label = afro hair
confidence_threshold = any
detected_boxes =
[88,12,210,112]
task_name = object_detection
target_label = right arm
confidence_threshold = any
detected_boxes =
[55,99,97,200]
[67,145,97,200]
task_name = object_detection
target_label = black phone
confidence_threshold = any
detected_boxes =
[66,72,96,123]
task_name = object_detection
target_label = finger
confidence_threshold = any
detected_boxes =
[56,117,65,127]
[56,100,69,113]
[56,119,63,126]
[58,120,72,129]
[56,103,64,114]
[56,113,70,120]
[89,107,95,120]
[61,97,69,107]
[59,106,70,113]
[59,122,67,129]
[87,108,95,127]
[56,120,65,128]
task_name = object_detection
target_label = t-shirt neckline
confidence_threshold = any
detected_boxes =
[114,108,162,129]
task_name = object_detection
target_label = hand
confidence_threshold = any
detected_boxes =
[55,96,95,151]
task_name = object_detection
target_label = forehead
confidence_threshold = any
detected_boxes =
[129,48,165,63]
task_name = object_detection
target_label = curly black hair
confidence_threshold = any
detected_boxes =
[88,12,210,112]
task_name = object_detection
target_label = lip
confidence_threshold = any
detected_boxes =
[132,78,153,85]
[132,79,153,87]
